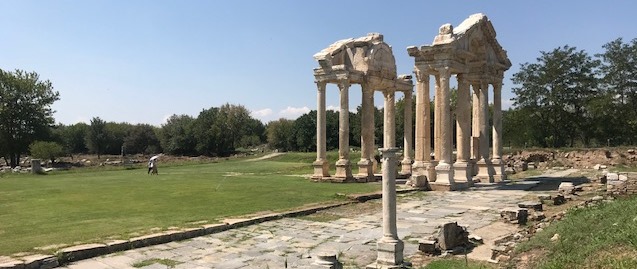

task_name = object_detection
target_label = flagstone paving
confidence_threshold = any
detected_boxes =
[59,180,553,269]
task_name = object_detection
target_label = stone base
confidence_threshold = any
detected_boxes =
[428,161,438,182]
[334,159,353,180]
[407,175,430,190]
[400,159,412,176]
[311,159,330,180]
[491,158,506,182]
[453,161,473,187]
[367,239,405,269]
[429,181,468,191]
[476,159,494,183]
[434,162,455,185]
[357,159,374,182]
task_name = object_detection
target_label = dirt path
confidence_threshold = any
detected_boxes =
[244,152,285,161]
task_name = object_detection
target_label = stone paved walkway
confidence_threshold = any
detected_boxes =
[59,179,553,269]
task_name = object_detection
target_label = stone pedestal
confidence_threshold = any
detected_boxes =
[491,158,506,182]
[334,159,352,182]
[312,159,330,180]
[409,161,430,189]
[400,158,412,176]
[367,238,407,269]
[432,162,455,190]
[357,159,374,182]
[453,161,473,187]
[477,159,494,183]
[313,253,343,269]
[427,160,438,183]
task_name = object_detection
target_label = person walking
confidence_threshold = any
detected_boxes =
[148,155,159,175]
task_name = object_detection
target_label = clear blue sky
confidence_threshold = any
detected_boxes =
[1,1,635,125]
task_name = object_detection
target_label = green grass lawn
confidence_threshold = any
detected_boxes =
[0,152,380,255]
[516,195,637,268]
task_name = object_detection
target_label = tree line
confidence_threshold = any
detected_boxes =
[504,37,637,148]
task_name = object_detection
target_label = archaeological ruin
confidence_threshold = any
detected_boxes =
[311,13,511,192]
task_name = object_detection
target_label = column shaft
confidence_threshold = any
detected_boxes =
[471,84,481,161]
[456,75,470,162]
[454,74,472,185]
[414,72,426,163]
[433,76,441,161]
[432,68,455,188]
[358,85,374,180]
[492,83,503,160]
[479,82,490,161]
[401,90,413,174]
[312,81,329,179]
[335,81,352,180]
[383,90,396,148]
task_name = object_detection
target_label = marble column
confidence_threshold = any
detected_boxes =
[476,81,493,182]
[401,90,413,175]
[470,83,481,177]
[433,67,455,189]
[383,90,396,148]
[433,76,441,162]
[491,81,506,181]
[335,81,353,180]
[453,74,472,187]
[358,84,375,181]
[367,147,405,269]
[312,81,330,179]
[411,71,433,188]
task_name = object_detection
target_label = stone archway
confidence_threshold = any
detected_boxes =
[311,33,413,183]
[407,13,512,190]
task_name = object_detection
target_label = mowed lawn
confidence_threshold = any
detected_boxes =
[0,153,380,255]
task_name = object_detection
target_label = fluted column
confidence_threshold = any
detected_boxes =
[312,81,329,179]
[453,74,472,186]
[358,84,374,181]
[410,71,433,188]
[433,67,455,189]
[335,80,353,180]
[470,83,481,177]
[476,81,493,182]
[383,90,396,148]
[401,90,413,175]
[433,76,441,162]
[491,81,506,181]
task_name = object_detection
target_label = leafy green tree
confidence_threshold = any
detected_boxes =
[29,141,64,163]
[293,111,316,152]
[86,117,107,159]
[192,107,229,156]
[597,38,637,145]
[159,114,196,155]
[511,45,600,147]
[0,69,59,167]
[266,118,296,151]
[53,123,89,154]
[124,124,161,154]
[103,122,131,155]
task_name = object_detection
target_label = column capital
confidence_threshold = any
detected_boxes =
[414,69,430,83]
[337,80,351,90]
[315,80,327,91]
[436,67,452,78]
[382,88,396,98]
[456,73,466,82]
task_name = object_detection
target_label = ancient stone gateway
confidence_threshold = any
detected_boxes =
[408,13,511,190]
[312,33,414,183]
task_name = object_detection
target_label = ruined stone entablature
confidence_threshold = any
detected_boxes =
[312,33,414,182]
[408,13,512,190]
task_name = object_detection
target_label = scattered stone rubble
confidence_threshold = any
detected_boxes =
[503,148,637,174]
[418,222,477,256]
